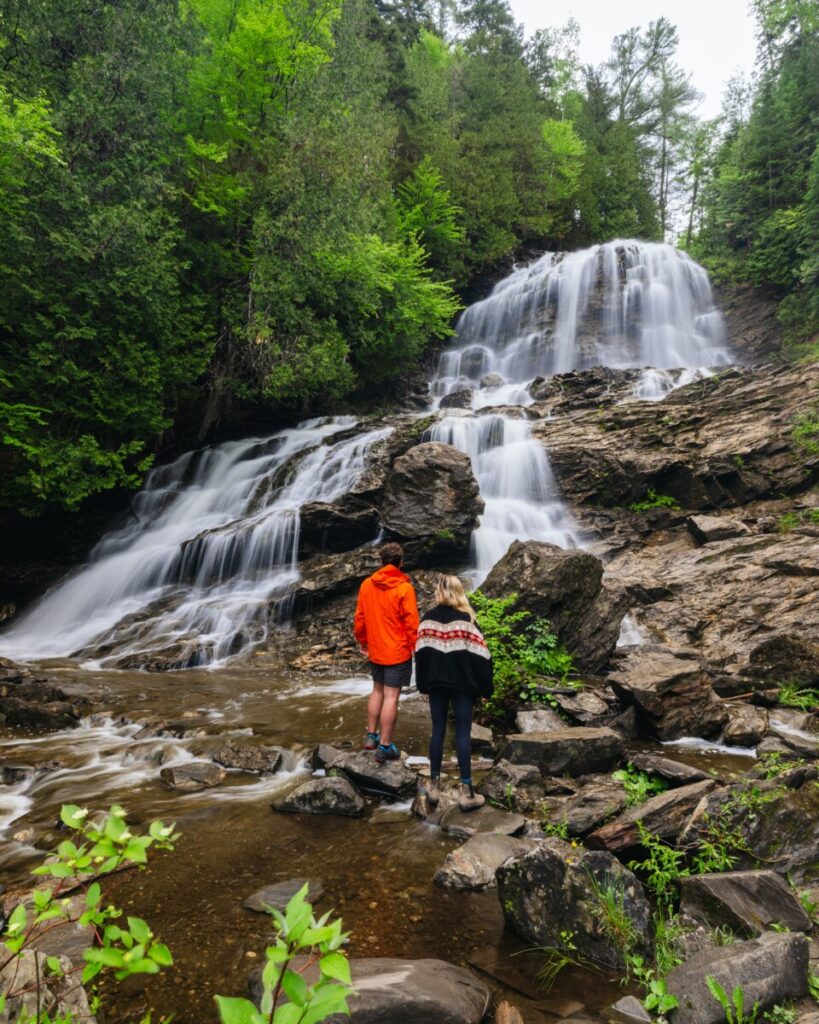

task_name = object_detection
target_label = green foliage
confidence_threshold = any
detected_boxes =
[587,874,639,959]
[214,883,353,1024]
[793,411,819,455]
[777,682,819,711]
[532,929,592,992]
[628,822,689,906]
[762,1007,797,1024]
[470,591,576,725]
[706,976,760,1024]
[629,489,681,513]
[612,763,668,808]
[808,972,819,1004]
[1,804,178,1020]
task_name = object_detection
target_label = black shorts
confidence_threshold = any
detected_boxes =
[370,659,413,689]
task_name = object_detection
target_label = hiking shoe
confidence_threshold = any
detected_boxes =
[363,731,379,751]
[374,742,400,764]
[425,778,440,807]
[458,783,485,813]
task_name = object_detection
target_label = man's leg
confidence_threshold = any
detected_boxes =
[378,685,401,747]
[367,681,384,735]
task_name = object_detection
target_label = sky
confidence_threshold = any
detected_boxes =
[508,0,759,118]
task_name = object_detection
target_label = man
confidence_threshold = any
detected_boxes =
[353,541,419,764]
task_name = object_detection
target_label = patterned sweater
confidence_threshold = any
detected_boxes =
[414,605,494,701]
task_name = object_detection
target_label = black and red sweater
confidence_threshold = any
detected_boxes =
[414,605,494,701]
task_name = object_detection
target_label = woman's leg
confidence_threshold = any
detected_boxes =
[427,692,449,778]
[451,692,474,782]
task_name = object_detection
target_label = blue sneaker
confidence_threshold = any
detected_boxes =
[363,731,379,751]
[374,742,400,764]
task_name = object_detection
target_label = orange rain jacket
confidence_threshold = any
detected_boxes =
[353,564,419,666]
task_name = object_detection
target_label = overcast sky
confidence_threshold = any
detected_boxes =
[508,0,759,118]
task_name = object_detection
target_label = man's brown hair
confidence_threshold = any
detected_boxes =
[379,541,404,567]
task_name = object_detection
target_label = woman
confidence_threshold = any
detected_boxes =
[414,575,493,812]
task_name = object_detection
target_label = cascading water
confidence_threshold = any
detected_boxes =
[0,418,391,668]
[0,239,730,666]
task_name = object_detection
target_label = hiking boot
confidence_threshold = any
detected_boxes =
[374,742,400,764]
[425,778,440,807]
[458,782,485,812]
[363,731,379,751]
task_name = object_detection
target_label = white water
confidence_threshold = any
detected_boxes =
[0,239,730,666]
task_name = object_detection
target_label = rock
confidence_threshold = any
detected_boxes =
[561,780,628,836]
[628,753,712,786]
[437,804,526,840]
[212,742,283,774]
[679,776,819,880]
[748,633,819,685]
[552,689,611,723]
[331,751,418,800]
[608,648,728,740]
[470,722,494,755]
[243,878,324,913]
[477,760,545,813]
[687,515,750,545]
[722,705,768,747]
[439,388,474,409]
[666,932,809,1024]
[766,719,819,759]
[481,373,505,389]
[481,541,628,673]
[514,707,565,733]
[679,870,812,937]
[587,780,718,854]
[497,727,624,777]
[607,996,652,1023]
[434,834,538,890]
[250,957,490,1024]
[298,499,379,556]
[310,744,343,769]
[0,697,82,732]
[496,839,652,971]
[159,762,225,791]
[291,548,381,612]
[379,442,484,563]
[607,706,639,740]
[273,776,364,817]
[0,951,95,1024]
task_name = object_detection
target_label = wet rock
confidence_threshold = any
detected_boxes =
[159,762,226,791]
[687,515,750,545]
[748,633,819,685]
[380,442,484,564]
[0,658,26,684]
[0,950,95,1024]
[249,956,490,1024]
[679,776,819,880]
[766,719,819,759]
[291,548,381,612]
[434,834,538,890]
[608,648,728,740]
[437,804,526,840]
[561,780,628,836]
[607,705,639,740]
[0,764,32,784]
[470,722,494,755]
[272,776,364,817]
[477,760,545,813]
[212,742,283,774]
[607,996,651,1023]
[331,751,417,800]
[552,689,611,723]
[514,707,565,733]
[496,839,652,971]
[722,705,768,747]
[679,870,812,936]
[298,499,379,556]
[310,744,343,769]
[481,541,628,673]
[0,697,82,733]
[243,878,324,913]
[667,932,808,1024]
[439,388,474,409]
[628,753,712,786]
[587,779,718,855]
[497,727,624,777]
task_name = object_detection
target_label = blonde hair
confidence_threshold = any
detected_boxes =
[435,574,476,622]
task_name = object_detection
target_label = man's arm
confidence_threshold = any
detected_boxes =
[353,584,368,655]
[399,584,420,651]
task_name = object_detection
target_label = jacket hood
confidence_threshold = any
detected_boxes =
[370,564,410,589]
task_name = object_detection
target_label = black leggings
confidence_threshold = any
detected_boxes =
[428,690,474,782]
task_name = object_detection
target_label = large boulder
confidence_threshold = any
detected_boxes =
[379,442,484,564]
[679,870,812,937]
[249,957,490,1024]
[497,727,623,777]
[289,548,381,613]
[481,541,628,672]
[331,751,418,800]
[722,705,768,748]
[666,933,809,1024]
[608,648,728,740]
[477,761,545,813]
[434,834,538,891]
[496,839,653,971]
[298,498,379,556]
[747,633,819,686]
[272,776,364,817]
[0,697,82,733]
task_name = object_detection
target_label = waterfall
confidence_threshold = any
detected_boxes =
[0,239,730,667]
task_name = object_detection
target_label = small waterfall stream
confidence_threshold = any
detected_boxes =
[0,239,729,667]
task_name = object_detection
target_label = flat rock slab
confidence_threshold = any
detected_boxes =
[243,878,324,913]
[587,779,717,853]
[434,834,538,890]
[561,781,627,836]
[331,751,418,799]
[687,515,749,545]
[667,932,809,1024]
[250,957,490,1024]
[212,741,283,773]
[552,690,610,723]
[515,708,565,733]
[272,776,364,817]
[160,761,225,791]
[680,869,812,936]
[628,752,712,786]
[470,723,494,754]
[608,996,651,1023]
[497,727,623,777]
[437,804,526,840]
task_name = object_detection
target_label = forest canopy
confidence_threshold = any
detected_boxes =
[0,0,815,515]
